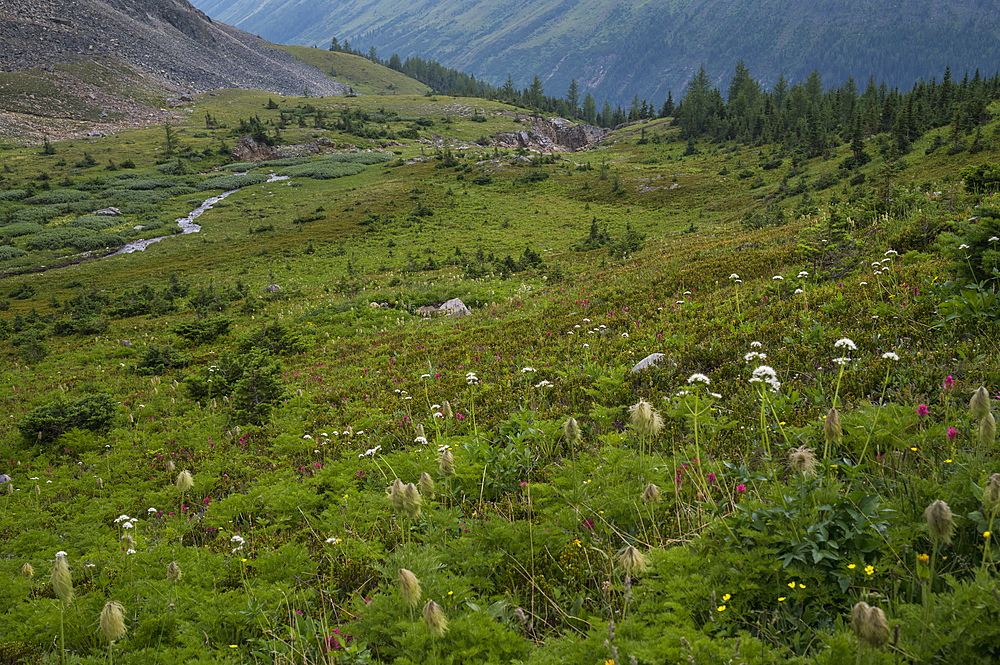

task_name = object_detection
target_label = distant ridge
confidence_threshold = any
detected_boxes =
[191,0,1000,107]
[0,0,347,96]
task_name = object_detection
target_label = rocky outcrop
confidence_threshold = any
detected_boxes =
[0,0,348,97]
[492,118,607,153]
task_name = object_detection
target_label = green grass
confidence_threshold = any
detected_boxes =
[0,86,999,664]
[273,45,432,96]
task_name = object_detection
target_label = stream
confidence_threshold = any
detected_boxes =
[111,173,290,255]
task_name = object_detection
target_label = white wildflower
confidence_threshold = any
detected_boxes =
[687,373,710,385]
[834,338,857,351]
[881,352,900,361]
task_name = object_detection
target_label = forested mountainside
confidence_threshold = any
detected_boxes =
[191,0,999,107]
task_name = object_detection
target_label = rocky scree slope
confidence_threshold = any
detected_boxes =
[0,0,348,96]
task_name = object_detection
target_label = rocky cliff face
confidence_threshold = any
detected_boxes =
[493,118,607,153]
[0,0,347,96]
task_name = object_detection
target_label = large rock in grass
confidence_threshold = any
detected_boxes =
[437,298,471,317]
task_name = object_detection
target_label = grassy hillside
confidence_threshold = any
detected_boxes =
[1,88,1000,664]
[273,46,431,96]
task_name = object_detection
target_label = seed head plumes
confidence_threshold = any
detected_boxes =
[788,446,817,477]
[971,386,992,420]
[442,401,453,419]
[924,499,955,546]
[563,417,581,448]
[419,472,435,500]
[388,478,405,513]
[166,561,182,583]
[981,412,997,448]
[166,460,176,472]
[422,600,448,637]
[985,474,1000,511]
[824,408,843,447]
[850,601,889,649]
[99,600,127,643]
[617,545,647,576]
[398,568,421,608]
[439,449,455,477]
[629,400,663,438]
[51,551,73,608]
[415,424,425,440]
[175,470,193,493]
[21,562,33,579]
[402,482,422,519]
[641,483,661,504]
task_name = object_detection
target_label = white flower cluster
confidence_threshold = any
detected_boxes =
[749,365,781,393]
[231,535,245,553]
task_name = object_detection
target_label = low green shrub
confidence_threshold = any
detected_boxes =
[199,173,270,190]
[18,393,116,446]
[0,245,27,261]
[0,222,45,238]
[0,189,27,201]
[68,216,121,230]
[25,189,90,205]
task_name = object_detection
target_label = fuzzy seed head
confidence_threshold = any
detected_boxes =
[629,400,663,438]
[419,472,435,500]
[6,483,12,496]
[641,483,661,504]
[96,477,103,489]
[824,408,842,447]
[388,478,405,513]
[563,417,581,448]
[985,474,1000,511]
[175,470,193,493]
[788,446,817,476]
[166,561,182,583]
[99,600,127,643]
[980,412,997,448]
[442,401,453,419]
[439,449,455,477]
[21,562,33,579]
[618,545,647,576]
[850,601,870,638]
[924,499,955,545]
[422,600,448,637]
[971,386,992,419]
[861,604,890,648]
[402,482,422,519]
[51,552,73,608]
[166,460,176,472]
[398,568,421,608]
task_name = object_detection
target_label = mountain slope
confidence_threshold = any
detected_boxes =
[191,0,1000,106]
[0,0,348,96]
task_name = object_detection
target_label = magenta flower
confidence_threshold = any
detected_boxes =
[916,404,929,418]
[943,375,955,391]
[947,427,957,440]
[736,483,746,494]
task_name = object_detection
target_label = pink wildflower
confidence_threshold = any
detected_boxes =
[916,404,929,418]
[943,375,955,391]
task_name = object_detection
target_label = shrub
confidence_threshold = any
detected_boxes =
[10,205,63,224]
[18,394,116,446]
[199,173,270,191]
[134,344,191,375]
[0,245,28,261]
[25,189,90,205]
[0,222,45,238]
[0,189,28,201]
[173,315,232,344]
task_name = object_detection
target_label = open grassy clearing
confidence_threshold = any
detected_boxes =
[0,87,999,664]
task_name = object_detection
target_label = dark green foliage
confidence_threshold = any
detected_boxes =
[18,393,116,446]
[199,173,270,191]
[134,344,191,375]
[0,189,28,201]
[173,315,233,344]
[106,284,178,319]
[24,189,89,205]
[609,221,646,258]
[962,161,1000,195]
[10,328,47,361]
[277,153,390,180]
[740,203,787,230]
[8,283,37,300]
[0,245,27,261]
[156,158,194,176]
[238,321,308,356]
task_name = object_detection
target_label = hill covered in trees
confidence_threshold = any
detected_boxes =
[192,0,1000,108]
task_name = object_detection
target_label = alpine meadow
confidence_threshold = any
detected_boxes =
[2,3,1000,665]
